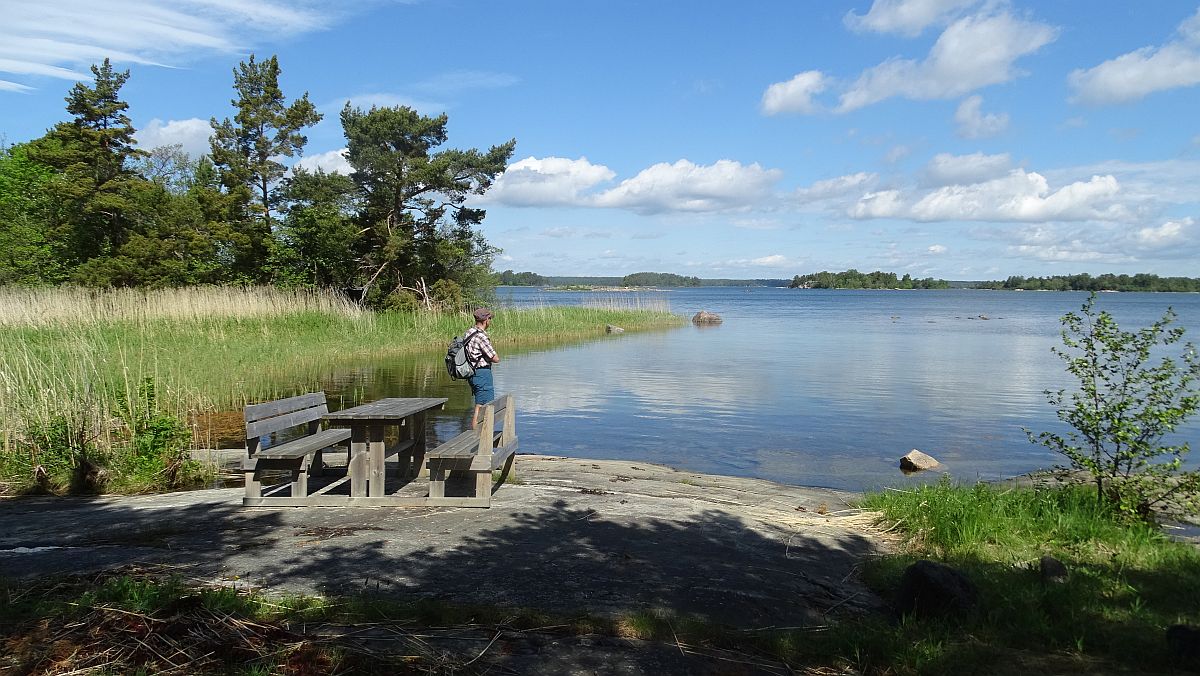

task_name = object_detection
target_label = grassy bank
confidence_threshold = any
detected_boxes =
[0,286,681,494]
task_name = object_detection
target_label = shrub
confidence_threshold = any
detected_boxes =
[1030,293,1200,519]
[430,278,463,310]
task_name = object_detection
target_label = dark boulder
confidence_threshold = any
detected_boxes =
[894,559,978,619]
[691,310,722,324]
[1039,555,1068,584]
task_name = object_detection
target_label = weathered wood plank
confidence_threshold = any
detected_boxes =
[245,405,328,440]
[255,428,351,459]
[244,392,326,422]
[322,398,447,422]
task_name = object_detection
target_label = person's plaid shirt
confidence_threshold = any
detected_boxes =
[465,328,496,368]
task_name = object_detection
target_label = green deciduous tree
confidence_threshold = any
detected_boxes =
[340,104,514,305]
[272,168,360,288]
[0,143,67,284]
[209,54,322,281]
[1031,293,1200,518]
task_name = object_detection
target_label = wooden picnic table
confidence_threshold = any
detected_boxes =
[323,397,447,502]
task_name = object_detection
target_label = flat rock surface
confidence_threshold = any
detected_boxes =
[0,456,887,650]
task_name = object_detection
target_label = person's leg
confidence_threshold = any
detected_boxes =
[468,368,494,429]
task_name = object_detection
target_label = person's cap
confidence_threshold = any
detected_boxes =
[473,308,494,321]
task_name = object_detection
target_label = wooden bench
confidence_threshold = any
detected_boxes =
[426,394,517,507]
[242,392,351,506]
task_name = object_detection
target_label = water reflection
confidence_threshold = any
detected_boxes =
[210,288,1200,493]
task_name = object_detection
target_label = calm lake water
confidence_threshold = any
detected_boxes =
[311,288,1200,493]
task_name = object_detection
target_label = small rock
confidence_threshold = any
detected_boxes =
[1167,624,1200,661]
[605,324,625,333]
[978,314,990,320]
[895,559,978,619]
[691,310,722,324]
[1039,555,1068,584]
[900,449,940,472]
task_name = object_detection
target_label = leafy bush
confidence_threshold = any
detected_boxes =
[430,278,463,310]
[110,378,201,491]
[1030,293,1200,518]
[383,289,420,313]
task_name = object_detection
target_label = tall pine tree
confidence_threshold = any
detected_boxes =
[209,54,321,281]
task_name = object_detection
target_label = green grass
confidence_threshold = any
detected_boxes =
[836,478,1200,674]
[0,285,682,494]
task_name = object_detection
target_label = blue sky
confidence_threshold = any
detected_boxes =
[4,1,1200,280]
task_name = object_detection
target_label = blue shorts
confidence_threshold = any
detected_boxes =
[467,366,494,405]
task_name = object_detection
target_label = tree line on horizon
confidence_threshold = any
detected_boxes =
[0,56,515,308]
[789,270,950,290]
[977,273,1200,292]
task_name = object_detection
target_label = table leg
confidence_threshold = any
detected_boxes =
[369,423,386,497]
[396,416,415,479]
[414,411,429,478]
[349,425,368,498]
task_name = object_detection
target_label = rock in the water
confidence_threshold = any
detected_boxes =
[1167,624,1200,661]
[605,324,625,334]
[691,310,722,324]
[900,449,940,472]
[895,559,978,619]
[1039,555,1068,584]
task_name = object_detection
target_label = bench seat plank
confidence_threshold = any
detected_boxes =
[256,427,351,460]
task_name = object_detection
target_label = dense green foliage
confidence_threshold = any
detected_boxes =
[0,56,513,306]
[495,269,547,285]
[1031,293,1200,517]
[978,272,1200,291]
[621,271,702,287]
[789,269,950,289]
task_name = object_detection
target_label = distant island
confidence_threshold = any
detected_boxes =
[495,269,1200,292]
[976,273,1200,292]
[789,270,950,290]
[494,270,788,288]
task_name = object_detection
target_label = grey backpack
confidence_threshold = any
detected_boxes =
[445,330,480,380]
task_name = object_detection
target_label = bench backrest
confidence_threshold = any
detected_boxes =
[244,392,329,453]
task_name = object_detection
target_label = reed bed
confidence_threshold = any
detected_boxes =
[0,286,681,493]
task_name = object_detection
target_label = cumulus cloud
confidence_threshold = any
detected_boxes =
[922,151,1012,186]
[795,172,877,202]
[761,70,829,115]
[844,0,981,37]
[594,159,783,214]
[0,0,334,90]
[954,95,1009,138]
[838,12,1057,111]
[928,244,948,254]
[486,156,615,207]
[293,147,352,174]
[1136,218,1193,247]
[851,170,1125,222]
[134,117,212,158]
[1070,8,1200,104]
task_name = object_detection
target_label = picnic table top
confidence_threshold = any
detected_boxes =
[323,397,447,423]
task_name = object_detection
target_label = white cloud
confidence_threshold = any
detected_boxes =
[594,159,783,214]
[928,244,948,254]
[922,151,1012,186]
[795,172,877,202]
[1070,8,1200,104]
[1136,218,1193,247]
[750,254,789,266]
[884,145,912,164]
[293,147,352,174]
[851,170,1125,222]
[761,70,828,115]
[134,118,213,158]
[954,95,1009,138]
[844,0,981,37]
[486,156,615,207]
[413,70,519,94]
[0,79,34,93]
[838,12,1057,111]
[0,0,335,91]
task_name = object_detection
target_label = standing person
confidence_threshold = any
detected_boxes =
[464,308,500,428]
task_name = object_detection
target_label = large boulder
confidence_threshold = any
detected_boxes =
[605,324,625,334]
[900,449,940,472]
[691,310,722,324]
[894,560,978,619]
[1039,555,1069,584]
